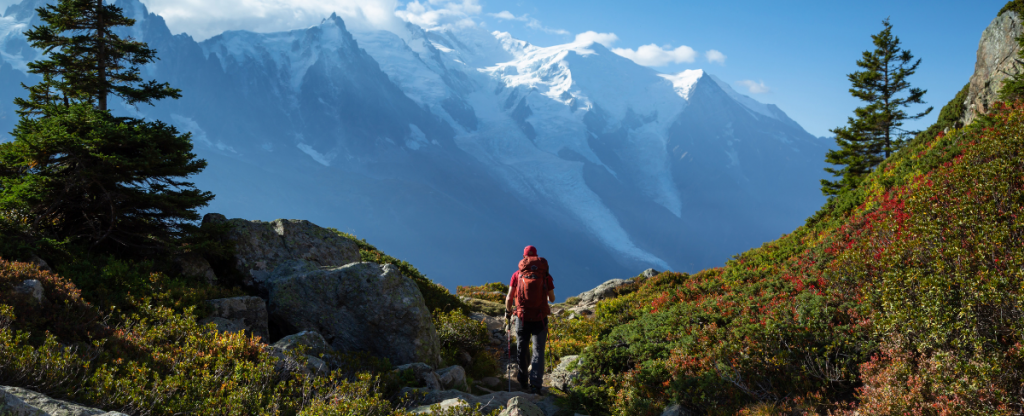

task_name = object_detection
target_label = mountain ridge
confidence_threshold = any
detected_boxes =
[0,0,829,295]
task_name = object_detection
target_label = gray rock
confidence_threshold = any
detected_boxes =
[409,398,470,414]
[642,268,660,278]
[13,280,45,304]
[0,386,128,416]
[546,355,580,392]
[395,363,442,391]
[268,262,441,367]
[28,255,51,272]
[471,312,508,345]
[219,217,361,289]
[200,296,269,341]
[477,377,501,388]
[498,396,545,416]
[273,330,331,356]
[269,347,328,378]
[964,11,1024,125]
[412,390,553,415]
[661,403,694,416]
[570,278,635,315]
[436,365,469,391]
[174,253,217,285]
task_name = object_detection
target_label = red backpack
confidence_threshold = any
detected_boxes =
[514,256,551,321]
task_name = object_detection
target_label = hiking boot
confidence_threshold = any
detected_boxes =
[529,385,543,395]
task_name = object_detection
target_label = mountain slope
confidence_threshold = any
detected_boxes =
[0,0,828,295]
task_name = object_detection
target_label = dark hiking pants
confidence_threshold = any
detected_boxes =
[515,317,547,389]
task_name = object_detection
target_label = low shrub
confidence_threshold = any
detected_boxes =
[456,282,508,303]
[433,309,495,378]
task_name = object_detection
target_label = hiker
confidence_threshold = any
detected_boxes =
[505,245,555,394]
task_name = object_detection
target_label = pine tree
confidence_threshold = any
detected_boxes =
[0,0,212,255]
[822,18,932,196]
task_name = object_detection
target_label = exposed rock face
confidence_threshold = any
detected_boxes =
[216,216,361,289]
[641,268,660,278]
[0,386,127,416]
[410,390,556,415]
[268,262,441,367]
[964,11,1024,125]
[546,355,580,392]
[200,296,270,341]
[409,398,470,414]
[498,396,545,416]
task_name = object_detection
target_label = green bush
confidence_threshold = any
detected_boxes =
[456,282,508,303]
[432,309,496,379]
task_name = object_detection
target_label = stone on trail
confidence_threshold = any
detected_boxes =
[268,262,441,367]
[498,396,545,416]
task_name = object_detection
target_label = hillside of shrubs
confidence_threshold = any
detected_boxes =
[542,58,1024,416]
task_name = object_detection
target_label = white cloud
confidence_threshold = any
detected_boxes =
[139,0,407,41]
[396,0,482,29]
[574,31,618,47]
[611,44,696,67]
[489,10,523,20]
[706,49,726,65]
[525,19,568,35]
[736,80,770,94]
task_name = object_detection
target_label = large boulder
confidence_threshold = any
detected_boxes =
[570,278,637,316]
[0,386,127,416]
[268,262,441,367]
[199,296,269,341]
[964,10,1024,125]
[661,403,694,416]
[395,363,443,391]
[436,365,469,391]
[212,215,361,289]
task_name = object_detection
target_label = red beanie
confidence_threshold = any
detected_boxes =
[523,245,537,257]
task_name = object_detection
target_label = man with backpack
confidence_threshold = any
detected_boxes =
[505,245,555,394]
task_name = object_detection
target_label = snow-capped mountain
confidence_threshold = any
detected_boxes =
[0,0,829,295]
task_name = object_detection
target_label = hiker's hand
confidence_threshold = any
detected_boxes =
[504,310,512,321]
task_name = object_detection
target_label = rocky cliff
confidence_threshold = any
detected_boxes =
[962,10,1023,125]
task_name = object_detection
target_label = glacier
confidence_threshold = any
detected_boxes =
[0,0,829,296]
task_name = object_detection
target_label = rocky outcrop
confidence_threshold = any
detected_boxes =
[498,396,545,416]
[268,262,441,367]
[207,214,361,290]
[964,11,1024,125]
[199,296,269,341]
[409,398,470,414]
[569,278,637,316]
[0,386,127,416]
[545,355,580,392]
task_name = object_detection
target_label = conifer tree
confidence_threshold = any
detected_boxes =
[822,18,932,196]
[0,0,212,255]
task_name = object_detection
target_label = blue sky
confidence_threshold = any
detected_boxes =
[120,0,1008,137]
[481,0,1007,137]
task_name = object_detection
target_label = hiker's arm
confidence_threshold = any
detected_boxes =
[505,286,514,312]
[548,289,555,303]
